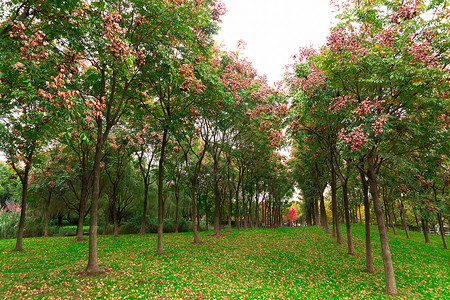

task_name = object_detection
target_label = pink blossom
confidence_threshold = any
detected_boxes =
[372,114,388,136]
[211,0,227,21]
[339,125,368,151]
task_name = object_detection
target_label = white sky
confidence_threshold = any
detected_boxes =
[215,0,336,85]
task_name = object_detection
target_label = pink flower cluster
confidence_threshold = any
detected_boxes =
[390,1,418,24]
[408,40,439,67]
[354,98,385,116]
[372,114,388,136]
[329,94,354,111]
[179,63,206,94]
[376,28,398,48]
[339,125,368,151]
[327,27,364,56]
[1,201,21,213]
[211,0,227,21]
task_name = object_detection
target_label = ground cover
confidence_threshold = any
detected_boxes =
[0,225,448,299]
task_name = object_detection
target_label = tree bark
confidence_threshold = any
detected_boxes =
[139,183,149,234]
[421,217,430,243]
[175,187,179,233]
[156,128,168,254]
[319,192,329,233]
[360,169,373,273]
[330,152,342,244]
[437,213,448,250]
[85,129,105,273]
[191,188,201,243]
[102,209,109,235]
[367,154,397,295]
[213,155,221,235]
[44,191,52,237]
[400,200,410,239]
[14,165,31,251]
[342,180,355,255]
[76,164,90,241]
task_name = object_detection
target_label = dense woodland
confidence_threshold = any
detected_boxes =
[0,0,449,295]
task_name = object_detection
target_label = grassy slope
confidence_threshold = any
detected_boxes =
[0,224,449,299]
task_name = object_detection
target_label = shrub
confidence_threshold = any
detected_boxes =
[0,211,19,239]
[117,216,192,235]
[24,217,44,238]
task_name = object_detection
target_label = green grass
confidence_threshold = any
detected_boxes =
[0,224,449,299]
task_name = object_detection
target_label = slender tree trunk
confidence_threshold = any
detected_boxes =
[175,190,179,233]
[342,180,355,255]
[360,169,373,273]
[213,156,221,235]
[113,208,119,237]
[14,166,30,251]
[421,217,430,243]
[400,200,410,239]
[437,213,448,249]
[227,188,232,233]
[85,130,105,273]
[139,183,149,234]
[320,192,329,233]
[384,193,397,235]
[314,196,320,226]
[414,212,420,232]
[330,154,342,244]
[204,194,208,231]
[191,188,201,243]
[102,209,109,235]
[367,155,397,295]
[249,196,254,229]
[76,171,89,241]
[156,128,168,254]
[44,190,52,237]
[235,188,240,231]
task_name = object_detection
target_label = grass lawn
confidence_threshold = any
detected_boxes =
[0,224,449,299]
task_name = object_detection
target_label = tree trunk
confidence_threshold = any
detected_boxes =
[414,212,420,232]
[14,165,31,251]
[320,192,329,233]
[314,196,320,226]
[192,188,201,244]
[76,170,89,241]
[113,208,119,237]
[360,169,373,273]
[139,183,149,234]
[44,190,52,237]
[330,153,342,244]
[102,209,109,235]
[213,157,221,235]
[85,129,105,273]
[342,180,355,255]
[235,188,240,231]
[156,128,168,254]
[383,192,397,235]
[437,213,448,250]
[400,200,410,239]
[204,194,208,231]
[175,189,179,233]
[367,155,397,295]
[421,217,430,243]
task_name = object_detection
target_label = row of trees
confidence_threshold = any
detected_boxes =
[0,0,294,274]
[286,0,450,295]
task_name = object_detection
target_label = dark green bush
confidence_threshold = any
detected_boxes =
[23,217,44,238]
[118,215,191,234]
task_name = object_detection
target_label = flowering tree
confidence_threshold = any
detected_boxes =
[286,207,297,226]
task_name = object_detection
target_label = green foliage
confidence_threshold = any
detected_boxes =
[0,226,449,298]
[118,215,190,235]
[0,211,19,239]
